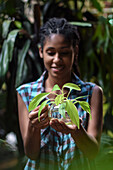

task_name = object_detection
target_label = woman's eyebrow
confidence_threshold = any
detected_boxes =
[46,46,69,50]
[58,45,70,49]
[61,46,69,49]
[46,47,55,51]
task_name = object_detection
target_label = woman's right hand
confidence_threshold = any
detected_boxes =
[28,105,50,129]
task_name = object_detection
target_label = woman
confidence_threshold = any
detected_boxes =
[17,18,103,170]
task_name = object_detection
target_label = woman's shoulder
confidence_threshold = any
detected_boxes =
[72,73,103,98]
[16,79,39,92]
[79,79,103,98]
[73,73,96,89]
[92,85,103,97]
[16,71,46,94]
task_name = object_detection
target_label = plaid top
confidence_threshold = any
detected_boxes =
[17,71,96,170]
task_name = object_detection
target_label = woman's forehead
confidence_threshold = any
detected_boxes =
[44,34,71,46]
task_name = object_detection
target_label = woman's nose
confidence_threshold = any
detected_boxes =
[53,53,62,62]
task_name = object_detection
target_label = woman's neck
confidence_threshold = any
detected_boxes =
[45,75,72,93]
[45,78,70,100]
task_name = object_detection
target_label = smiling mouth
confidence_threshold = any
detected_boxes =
[52,66,64,72]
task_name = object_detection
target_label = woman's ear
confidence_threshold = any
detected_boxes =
[39,47,43,58]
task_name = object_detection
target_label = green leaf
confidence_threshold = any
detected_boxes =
[91,0,102,12]
[28,92,50,112]
[54,94,65,105]
[63,83,81,91]
[55,95,61,105]
[52,84,61,91]
[38,100,49,121]
[59,103,66,118]
[7,29,20,62]
[70,22,92,27]
[73,95,88,101]
[0,29,20,79]
[0,40,9,79]
[2,20,12,38]
[78,101,91,119]
[15,39,31,87]
[14,21,22,29]
[60,93,65,103]
[65,100,79,128]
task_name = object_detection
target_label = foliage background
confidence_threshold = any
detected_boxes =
[0,0,113,169]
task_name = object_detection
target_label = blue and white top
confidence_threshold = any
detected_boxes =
[17,71,96,170]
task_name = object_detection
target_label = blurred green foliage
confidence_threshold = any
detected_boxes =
[0,0,113,169]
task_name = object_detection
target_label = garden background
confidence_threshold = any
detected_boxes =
[0,0,113,169]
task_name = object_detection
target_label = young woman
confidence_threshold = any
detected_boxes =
[17,18,103,170]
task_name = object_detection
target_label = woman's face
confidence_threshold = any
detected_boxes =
[40,34,75,81]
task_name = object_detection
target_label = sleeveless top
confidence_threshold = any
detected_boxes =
[17,71,96,170]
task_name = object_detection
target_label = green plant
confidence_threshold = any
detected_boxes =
[28,83,91,129]
[0,1,43,155]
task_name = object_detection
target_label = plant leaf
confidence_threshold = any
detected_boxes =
[65,100,79,128]
[15,39,31,87]
[52,84,61,91]
[0,40,9,80]
[54,93,65,105]
[70,22,92,27]
[60,93,65,103]
[2,20,12,38]
[59,103,66,118]
[28,92,50,112]
[14,21,22,29]
[77,101,91,119]
[7,29,20,62]
[0,29,19,81]
[63,83,81,91]
[73,95,88,101]
[55,95,61,105]
[0,30,19,81]
[38,100,49,121]
[92,0,102,12]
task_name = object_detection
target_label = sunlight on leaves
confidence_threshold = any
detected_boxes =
[52,84,61,91]
[63,83,81,91]
[38,100,49,121]
[66,100,79,128]
[28,82,91,128]
[78,101,92,119]
[59,103,66,118]
[28,92,50,112]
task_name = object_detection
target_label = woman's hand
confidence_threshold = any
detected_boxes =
[50,118,80,134]
[29,105,50,129]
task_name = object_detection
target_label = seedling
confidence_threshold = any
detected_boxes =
[28,83,91,129]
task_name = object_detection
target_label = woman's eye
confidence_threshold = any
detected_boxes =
[47,52,55,56]
[60,52,69,55]
[47,51,70,56]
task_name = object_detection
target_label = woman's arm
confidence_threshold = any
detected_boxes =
[71,85,103,159]
[17,92,49,160]
[50,85,103,159]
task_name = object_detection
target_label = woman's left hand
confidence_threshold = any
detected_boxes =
[50,118,80,134]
